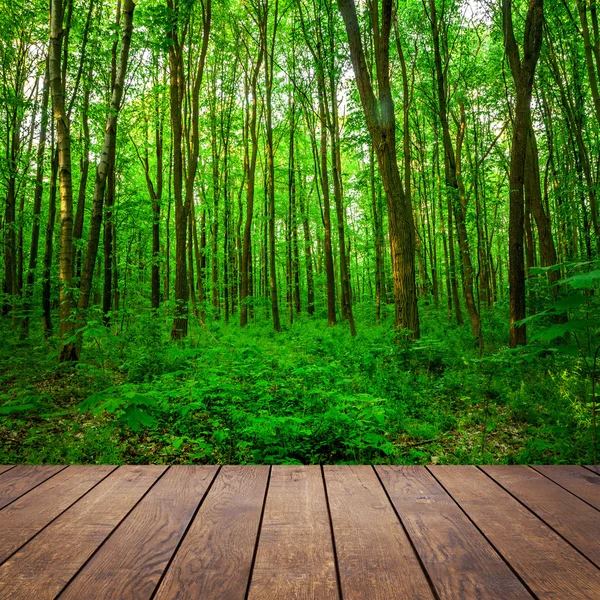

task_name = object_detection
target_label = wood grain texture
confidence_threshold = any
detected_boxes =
[483,465,600,567]
[324,465,433,600]
[60,465,218,600]
[376,465,531,600]
[532,465,600,510]
[154,465,269,600]
[431,465,600,600]
[585,465,600,475]
[0,466,14,476]
[0,465,115,564]
[0,465,165,600]
[0,465,64,509]
[248,466,339,600]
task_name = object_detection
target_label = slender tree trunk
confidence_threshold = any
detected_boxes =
[525,122,559,285]
[62,0,134,359]
[261,0,281,332]
[429,0,482,349]
[20,61,51,339]
[42,147,59,336]
[504,0,544,347]
[50,0,77,361]
[73,64,92,279]
[168,0,189,339]
[338,0,420,337]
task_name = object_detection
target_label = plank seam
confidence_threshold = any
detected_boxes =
[148,465,221,600]
[55,465,172,600]
[477,466,600,571]
[244,465,272,600]
[0,465,119,568]
[321,465,344,600]
[0,465,69,511]
[529,465,600,514]
[582,465,600,477]
[426,466,539,600]
[0,466,16,476]
[372,466,440,600]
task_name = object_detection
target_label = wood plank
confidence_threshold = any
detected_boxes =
[0,465,64,509]
[248,466,339,600]
[324,465,433,600]
[0,465,116,564]
[154,465,269,600]
[376,465,532,600]
[0,466,14,476]
[585,465,600,475]
[60,465,218,600]
[430,465,600,600]
[0,465,165,600]
[483,465,600,567]
[533,465,600,510]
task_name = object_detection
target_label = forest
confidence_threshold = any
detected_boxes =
[0,0,599,467]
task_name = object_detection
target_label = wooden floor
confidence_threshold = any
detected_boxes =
[0,465,599,599]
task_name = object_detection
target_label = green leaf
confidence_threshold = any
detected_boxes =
[531,319,597,342]
[124,406,157,431]
[549,294,586,312]
[559,270,600,289]
[0,403,37,415]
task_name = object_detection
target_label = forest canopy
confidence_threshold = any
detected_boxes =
[1,0,599,466]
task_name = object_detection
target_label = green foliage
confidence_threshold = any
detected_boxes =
[1,305,596,466]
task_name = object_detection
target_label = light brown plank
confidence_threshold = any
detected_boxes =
[533,465,600,510]
[483,465,600,567]
[0,465,64,509]
[60,465,218,600]
[0,465,115,564]
[154,465,269,600]
[324,465,433,600]
[585,465,600,475]
[0,466,14,476]
[376,466,531,600]
[431,465,600,600]
[0,465,165,600]
[248,466,339,600]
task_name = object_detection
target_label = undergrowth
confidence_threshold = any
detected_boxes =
[0,302,595,465]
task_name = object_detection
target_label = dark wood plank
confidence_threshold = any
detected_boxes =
[431,465,600,600]
[248,466,339,599]
[585,465,600,475]
[0,465,64,509]
[154,465,269,600]
[0,465,165,600]
[60,465,218,600]
[324,465,433,600]
[0,465,116,564]
[376,465,532,600]
[0,466,14,476]
[533,465,600,510]
[483,465,600,567]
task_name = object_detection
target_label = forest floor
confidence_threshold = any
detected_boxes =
[0,302,594,465]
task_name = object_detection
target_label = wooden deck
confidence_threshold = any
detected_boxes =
[0,465,599,599]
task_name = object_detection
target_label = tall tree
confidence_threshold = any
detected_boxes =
[49,0,77,361]
[428,0,482,350]
[59,0,135,360]
[503,0,544,347]
[338,0,420,337]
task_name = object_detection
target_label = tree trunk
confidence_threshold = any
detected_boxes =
[503,0,544,347]
[50,0,77,362]
[20,61,51,338]
[62,0,134,359]
[338,0,419,337]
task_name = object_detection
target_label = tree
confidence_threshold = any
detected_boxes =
[338,0,420,337]
[503,0,544,347]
